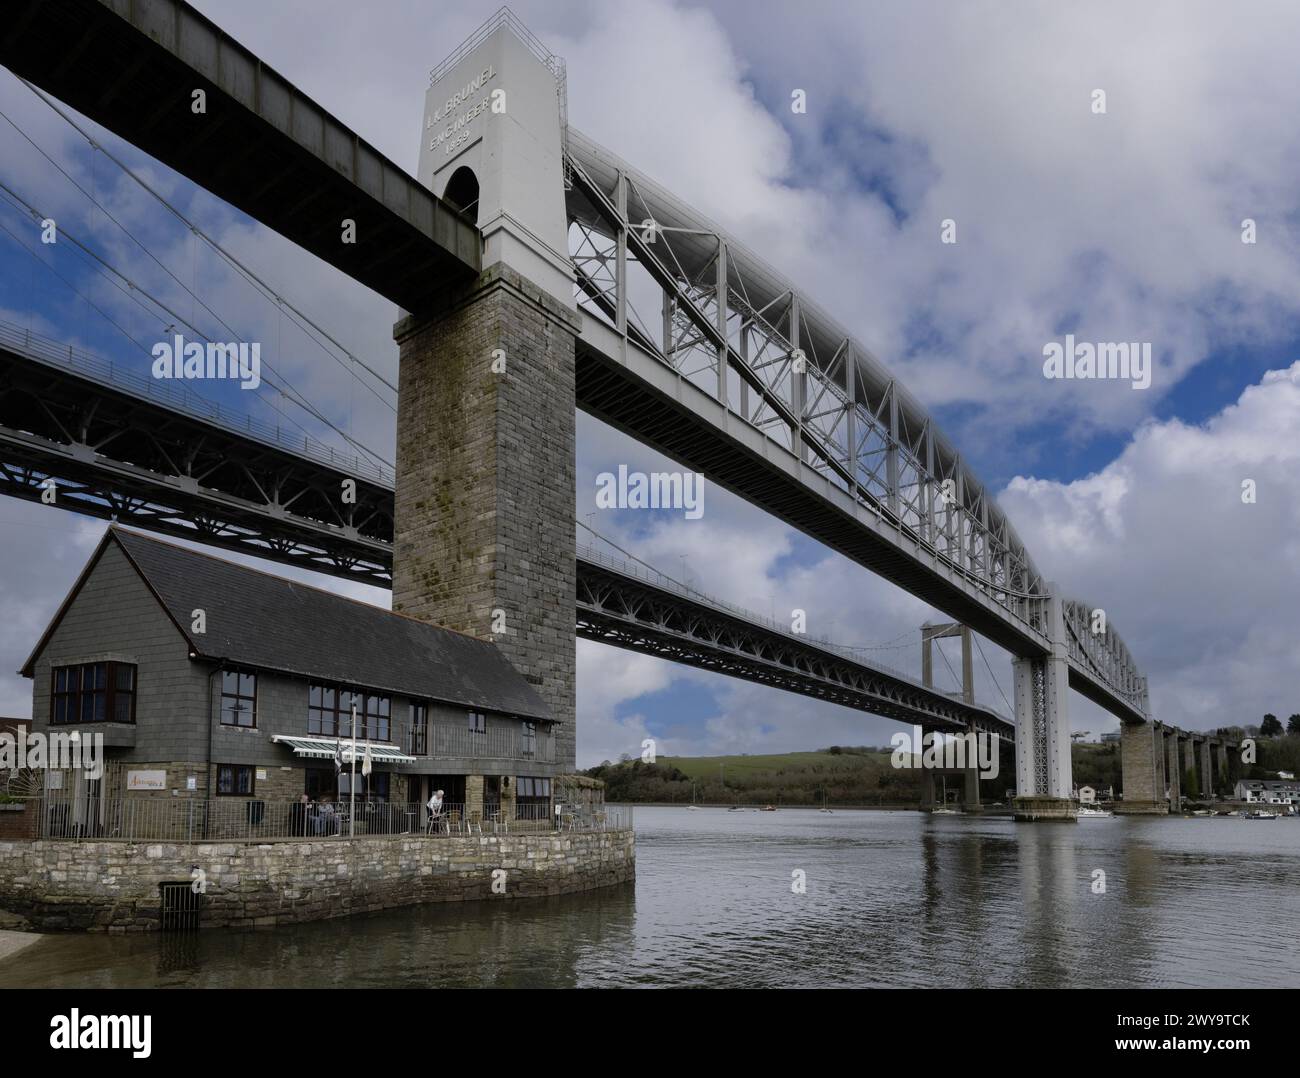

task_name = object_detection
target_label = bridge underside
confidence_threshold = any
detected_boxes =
[576,553,1011,736]
[0,0,480,310]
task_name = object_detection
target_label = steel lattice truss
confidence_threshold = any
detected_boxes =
[0,334,393,584]
[563,129,1149,722]
[576,555,1011,735]
[1062,599,1149,710]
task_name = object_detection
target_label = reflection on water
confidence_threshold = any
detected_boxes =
[3,807,1297,988]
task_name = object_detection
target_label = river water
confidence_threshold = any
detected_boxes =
[2,806,1296,988]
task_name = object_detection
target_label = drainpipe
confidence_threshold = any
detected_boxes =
[201,657,226,839]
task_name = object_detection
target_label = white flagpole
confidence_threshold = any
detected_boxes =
[349,699,357,839]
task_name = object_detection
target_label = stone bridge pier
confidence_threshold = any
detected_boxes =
[391,21,581,769]
[1117,721,1230,813]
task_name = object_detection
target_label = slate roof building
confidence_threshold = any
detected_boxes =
[21,527,559,836]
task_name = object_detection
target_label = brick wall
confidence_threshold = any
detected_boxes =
[392,263,580,770]
[0,803,36,840]
[0,830,635,931]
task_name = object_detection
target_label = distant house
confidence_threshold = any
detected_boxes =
[1234,780,1300,805]
[1077,784,1114,804]
[1100,731,1121,744]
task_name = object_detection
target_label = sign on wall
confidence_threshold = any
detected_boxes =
[126,770,166,791]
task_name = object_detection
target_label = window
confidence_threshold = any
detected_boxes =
[521,721,536,758]
[216,764,254,796]
[409,703,428,755]
[220,669,257,727]
[308,683,390,741]
[468,711,486,736]
[339,771,390,802]
[51,662,136,724]
[515,776,551,819]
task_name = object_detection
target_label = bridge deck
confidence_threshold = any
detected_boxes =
[1,0,480,310]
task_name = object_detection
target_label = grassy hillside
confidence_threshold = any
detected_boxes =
[586,747,923,806]
[586,741,1120,805]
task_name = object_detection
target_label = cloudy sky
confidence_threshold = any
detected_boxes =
[1,0,1298,767]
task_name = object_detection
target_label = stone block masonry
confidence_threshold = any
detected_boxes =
[393,263,580,770]
[0,830,634,931]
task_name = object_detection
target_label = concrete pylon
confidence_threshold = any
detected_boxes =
[920,624,980,813]
[1115,720,1167,814]
[1166,733,1182,811]
[1199,738,1215,799]
[1012,588,1075,820]
[1182,737,1199,799]
[393,17,580,768]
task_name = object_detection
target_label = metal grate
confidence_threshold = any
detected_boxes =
[159,881,201,933]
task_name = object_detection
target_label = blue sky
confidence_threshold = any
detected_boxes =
[2,0,1300,767]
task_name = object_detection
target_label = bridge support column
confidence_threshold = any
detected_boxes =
[1200,739,1215,800]
[1166,733,1182,812]
[392,265,581,769]
[963,763,982,814]
[1012,589,1075,821]
[1115,721,1167,814]
[1217,740,1230,788]
[920,763,936,812]
[1182,737,1199,801]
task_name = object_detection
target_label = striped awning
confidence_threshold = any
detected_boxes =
[270,734,416,764]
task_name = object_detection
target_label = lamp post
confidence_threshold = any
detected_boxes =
[349,699,358,839]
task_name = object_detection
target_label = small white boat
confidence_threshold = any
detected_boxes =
[687,805,700,811]
[1077,806,1114,819]
[1244,809,1279,820]
[931,807,960,816]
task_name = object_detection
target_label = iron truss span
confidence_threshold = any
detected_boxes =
[0,324,393,584]
[576,545,1012,735]
[561,128,1149,723]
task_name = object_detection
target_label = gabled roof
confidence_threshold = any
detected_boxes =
[22,527,552,721]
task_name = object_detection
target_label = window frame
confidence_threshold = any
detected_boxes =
[49,661,137,725]
[216,763,255,797]
[307,682,391,742]
[220,668,258,728]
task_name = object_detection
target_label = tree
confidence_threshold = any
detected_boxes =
[1288,714,1300,735]
[1261,714,1283,738]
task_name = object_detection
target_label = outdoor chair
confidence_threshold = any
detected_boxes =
[466,810,483,835]
[445,809,462,835]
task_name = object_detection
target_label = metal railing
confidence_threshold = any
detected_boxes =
[27,796,629,842]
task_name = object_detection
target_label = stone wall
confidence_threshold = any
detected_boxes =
[0,830,633,932]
